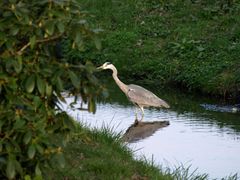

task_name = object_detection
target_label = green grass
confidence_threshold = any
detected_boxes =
[46,124,174,179]
[46,124,193,179]
[45,123,239,180]
[71,0,240,100]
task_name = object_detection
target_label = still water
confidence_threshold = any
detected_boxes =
[61,81,240,179]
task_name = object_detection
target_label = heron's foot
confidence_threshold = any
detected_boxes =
[134,116,144,123]
[134,118,139,125]
[134,118,139,124]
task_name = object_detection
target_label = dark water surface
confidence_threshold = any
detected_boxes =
[61,81,240,179]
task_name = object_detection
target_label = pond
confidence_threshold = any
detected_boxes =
[60,80,240,179]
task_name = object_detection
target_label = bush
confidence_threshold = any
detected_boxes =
[0,0,102,179]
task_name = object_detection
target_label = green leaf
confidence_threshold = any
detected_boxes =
[45,20,55,35]
[25,75,35,93]
[34,175,43,180]
[63,118,75,130]
[46,84,52,97]
[28,144,36,159]
[14,160,23,176]
[56,77,63,91]
[75,32,84,50]
[13,56,22,73]
[55,153,65,168]
[93,36,101,50]
[30,36,36,49]
[35,144,44,154]
[37,75,46,96]
[23,131,32,145]
[56,21,65,33]
[68,71,79,88]
[88,98,96,114]
[33,96,42,108]
[13,119,25,129]
[3,11,12,18]
[10,27,19,36]
[75,31,81,44]
[35,163,42,176]
[6,157,15,179]
[24,175,31,180]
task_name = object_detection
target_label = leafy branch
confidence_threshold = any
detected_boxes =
[0,1,102,179]
[17,33,63,55]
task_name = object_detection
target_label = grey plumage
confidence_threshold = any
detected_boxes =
[127,84,170,108]
[97,62,170,120]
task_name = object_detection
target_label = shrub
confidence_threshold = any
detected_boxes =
[0,0,102,179]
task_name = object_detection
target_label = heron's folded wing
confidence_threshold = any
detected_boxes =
[127,84,170,108]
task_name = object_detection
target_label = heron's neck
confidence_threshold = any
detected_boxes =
[110,66,128,94]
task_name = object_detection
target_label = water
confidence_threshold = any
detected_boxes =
[60,82,240,179]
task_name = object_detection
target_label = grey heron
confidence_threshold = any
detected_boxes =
[97,62,170,121]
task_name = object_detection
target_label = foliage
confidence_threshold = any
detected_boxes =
[77,0,240,100]
[47,123,175,180]
[0,0,102,179]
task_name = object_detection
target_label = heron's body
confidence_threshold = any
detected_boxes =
[98,62,170,120]
[127,84,169,108]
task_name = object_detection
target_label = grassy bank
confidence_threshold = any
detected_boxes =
[46,123,212,180]
[69,0,240,100]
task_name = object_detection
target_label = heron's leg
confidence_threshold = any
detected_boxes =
[135,107,138,120]
[140,106,144,121]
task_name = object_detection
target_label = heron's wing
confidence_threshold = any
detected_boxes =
[127,84,170,108]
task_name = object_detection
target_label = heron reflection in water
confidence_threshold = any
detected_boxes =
[97,62,170,121]
[122,120,170,143]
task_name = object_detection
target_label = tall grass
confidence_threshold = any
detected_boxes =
[46,123,173,179]
[47,122,239,179]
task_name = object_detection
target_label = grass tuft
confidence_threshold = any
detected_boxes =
[46,123,173,179]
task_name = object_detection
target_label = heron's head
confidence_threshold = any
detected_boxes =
[97,62,113,70]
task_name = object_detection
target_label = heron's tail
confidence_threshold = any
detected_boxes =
[158,99,170,108]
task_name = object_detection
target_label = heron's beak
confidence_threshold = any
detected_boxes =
[96,65,103,70]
